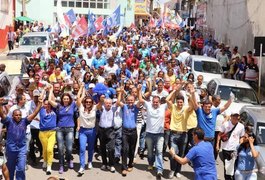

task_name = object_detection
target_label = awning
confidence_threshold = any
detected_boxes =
[15,16,34,22]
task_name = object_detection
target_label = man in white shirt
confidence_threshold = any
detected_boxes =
[7,27,16,51]
[104,57,119,77]
[138,86,167,179]
[216,110,245,180]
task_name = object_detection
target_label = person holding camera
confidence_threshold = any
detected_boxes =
[216,110,245,180]
[234,131,259,180]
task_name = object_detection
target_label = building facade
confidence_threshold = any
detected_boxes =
[15,0,135,27]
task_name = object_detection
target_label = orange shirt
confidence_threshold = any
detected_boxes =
[164,109,171,130]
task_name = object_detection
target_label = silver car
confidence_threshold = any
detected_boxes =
[240,105,265,178]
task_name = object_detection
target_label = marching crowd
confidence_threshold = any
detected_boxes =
[1,22,261,180]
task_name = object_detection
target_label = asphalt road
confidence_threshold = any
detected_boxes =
[25,149,225,180]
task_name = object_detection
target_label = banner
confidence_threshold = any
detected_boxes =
[72,17,88,39]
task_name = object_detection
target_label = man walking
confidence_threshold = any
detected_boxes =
[7,27,16,51]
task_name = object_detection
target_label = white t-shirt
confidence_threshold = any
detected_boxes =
[220,121,245,151]
[104,64,119,76]
[151,90,169,99]
[144,101,167,134]
[79,104,96,129]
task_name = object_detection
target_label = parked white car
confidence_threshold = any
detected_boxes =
[7,32,53,58]
[185,55,223,84]
[207,78,259,115]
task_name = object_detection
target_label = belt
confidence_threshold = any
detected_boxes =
[204,137,214,142]
[239,169,258,174]
[123,127,136,131]
[171,130,187,134]
[99,126,114,130]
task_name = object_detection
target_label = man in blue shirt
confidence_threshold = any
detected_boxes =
[169,128,217,180]
[116,85,141,176]
[191,89,234,145]
[0,97,42,180]
[91,51,107,70]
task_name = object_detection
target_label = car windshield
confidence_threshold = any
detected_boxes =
[21,36,47,46]
[256,122,265,144]
[194,60,222,74]
[217,85,259,104]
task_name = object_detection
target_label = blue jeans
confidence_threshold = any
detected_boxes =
[56,127,74,166]
[139,123,146,151]
[114,127,122,158]
[234,170,257,180]
[170,132,187,173]
[79,127,96,168]
[145,132,164,173]
[6,148,27,180]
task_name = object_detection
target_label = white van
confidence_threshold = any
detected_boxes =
[187,55,223,83]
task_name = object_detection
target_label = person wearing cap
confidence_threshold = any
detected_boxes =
[27,89,43,166]
[0,94,43,180]
[216,109,245,180]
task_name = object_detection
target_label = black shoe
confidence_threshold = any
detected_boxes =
[156,172,162,180]
[115,157,120,164]
[139,150,144,159]
[46,171,51,175]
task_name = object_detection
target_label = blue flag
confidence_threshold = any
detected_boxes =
[111,5,120,27]
[87,9,96,35]
[66,9,76,24]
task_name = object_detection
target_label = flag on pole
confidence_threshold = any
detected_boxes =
[87,10,96,35]
[67,9,77,24]
[111,5,120,27]
[56,0,69,37]
[95,16,104,31]
[72,16,88,39]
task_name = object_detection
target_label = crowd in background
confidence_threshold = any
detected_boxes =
[1,21,261,180]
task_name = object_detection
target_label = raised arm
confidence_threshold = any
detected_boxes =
[143,79,152,98]
[77,83,85,107]
[136,84,143,108]
[116,87,124,107]
[138,84,145,104]
[0,98,7,120]
[96,95,105,111]
[48,85,58,108]
[27,97,43,121]
[249,137,259,158]
[190,87,199,110]
[220,92,234,113]
[166,90,176,109]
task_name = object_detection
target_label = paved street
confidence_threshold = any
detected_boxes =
[26,150,224,180]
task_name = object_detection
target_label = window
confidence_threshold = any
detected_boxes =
[54,0,57,6]
[83,2,89,7]
[69,1,75,7]
[97,3,103,8]
[76,0,82,8]
[62,1,67,7]
[90,2,96,8]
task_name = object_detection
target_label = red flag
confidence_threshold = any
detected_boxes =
[94,16,103,31]
[71,17,88,39]
[149,18,155,28]
[63,13,71,27]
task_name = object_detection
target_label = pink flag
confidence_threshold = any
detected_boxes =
[149,18,155,28]
[71,17,88,39]
[63,13,71,27]
[94,16,104,31]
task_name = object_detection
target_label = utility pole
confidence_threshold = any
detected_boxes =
[150,0,154,14]
[22,0,27,16]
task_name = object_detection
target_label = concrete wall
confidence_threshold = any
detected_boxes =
[205,0,265,96]
[206,0,265,53]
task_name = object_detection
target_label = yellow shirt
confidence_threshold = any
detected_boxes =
[186,110,197,130]
[49,73,65,83]
[170,105,189,132]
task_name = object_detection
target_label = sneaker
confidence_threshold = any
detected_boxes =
[88,162,93,169]
[59,166,64,174]
[127,167,133,172]
[109,166,115,173]
[46,165,51,175]
[78,167,85,175]
[157,172,162,180]
[69,160,74,169]
[176,173,182,178]
[42,162,47,169]
[122,170,127,177]
[147,165,154,170]
[101,165,107,171]
[168,171,174,179]
[139,150,144,159]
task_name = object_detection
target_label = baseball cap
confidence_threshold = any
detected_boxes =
[88,83,95,89]
[33,89,40,96]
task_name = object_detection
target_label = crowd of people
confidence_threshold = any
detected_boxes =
[1,21,262,180]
